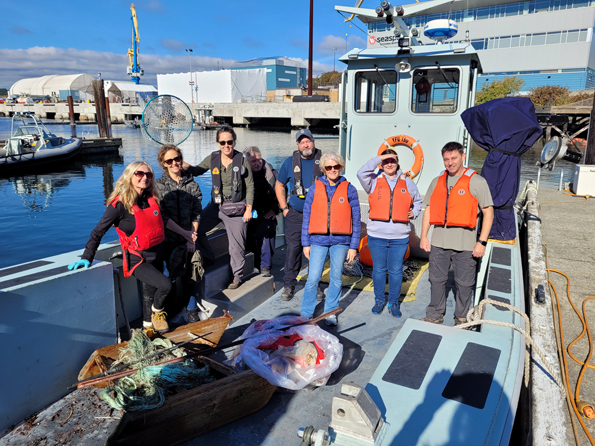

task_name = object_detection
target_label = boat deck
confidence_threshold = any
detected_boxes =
[184,267,459,446]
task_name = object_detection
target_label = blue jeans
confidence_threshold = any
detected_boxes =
[300,244,349,318]
[367,235,409,304]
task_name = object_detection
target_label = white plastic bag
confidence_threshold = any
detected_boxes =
[232,317,343,390]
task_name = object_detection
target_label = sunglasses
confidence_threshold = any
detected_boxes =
[133,171,153,179]
[325,164,342,172]
[382,159,398,165]
[218,140,234,146]
[164,156,182,165]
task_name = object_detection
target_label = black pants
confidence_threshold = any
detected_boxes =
[133,257,172,322]
[283,208,304,289]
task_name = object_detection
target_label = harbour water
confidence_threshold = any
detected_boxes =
[0,117,577,268]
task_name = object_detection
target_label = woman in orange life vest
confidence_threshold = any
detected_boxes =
[68,161,196,334]
[356,149,422,317]
[301,152,361,326]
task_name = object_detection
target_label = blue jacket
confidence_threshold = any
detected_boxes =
[301,176,361,250]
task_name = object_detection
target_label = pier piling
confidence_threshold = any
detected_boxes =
[67,96,76,138]
[105,97,113,137]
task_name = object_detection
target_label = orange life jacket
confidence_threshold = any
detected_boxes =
[112,196,165,277]
[308,180,353,235]
[429,169,478,229]
[368,174,412,223]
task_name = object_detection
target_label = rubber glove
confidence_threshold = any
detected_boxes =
[68,259,90,270]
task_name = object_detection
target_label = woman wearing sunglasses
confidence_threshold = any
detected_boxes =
[184,126,254,290]
[155,144,204,323]
[357,149,422,318]
[68,161,176,333]
[300,152,361,326]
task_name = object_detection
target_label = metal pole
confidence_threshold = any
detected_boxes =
[536,167,541,189]
[308,0,313,96]
[67,95,76,138]
[559,168,564,191]
[332,47,337,72]
[186,48,194,103]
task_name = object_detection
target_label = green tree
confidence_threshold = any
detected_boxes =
[528,85,573,106]
[475,76,525,104]
[313,71,342,88]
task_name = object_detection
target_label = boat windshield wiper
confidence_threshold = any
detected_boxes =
[435,61,456,88]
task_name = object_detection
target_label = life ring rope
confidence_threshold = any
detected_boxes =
[377,134,424,178]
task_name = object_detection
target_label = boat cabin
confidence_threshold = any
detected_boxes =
[336,6,481,194]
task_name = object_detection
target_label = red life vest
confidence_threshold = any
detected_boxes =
[112,196,165,277]
[368,174,412,223]
[429,169,478,229]
[308,180,353,235]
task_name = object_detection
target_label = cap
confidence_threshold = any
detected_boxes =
[296,128,314,142]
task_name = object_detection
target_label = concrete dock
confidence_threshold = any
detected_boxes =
[527,187,595,446]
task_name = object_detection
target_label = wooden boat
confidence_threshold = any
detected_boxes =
[78,312,233,388]
[105,356,277,446]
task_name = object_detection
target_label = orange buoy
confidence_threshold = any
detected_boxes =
[358,235,410,267]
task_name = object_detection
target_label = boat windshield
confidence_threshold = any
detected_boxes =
[13,126,41,137]
[411,67,460,114]
[354,70,398,114]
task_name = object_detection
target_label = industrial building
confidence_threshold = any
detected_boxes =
[365,0,595,91]
[157,69,268,103]
[231,57,307,90]
[9,74,95,101]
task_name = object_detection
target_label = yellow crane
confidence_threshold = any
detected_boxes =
[127,3,143,84]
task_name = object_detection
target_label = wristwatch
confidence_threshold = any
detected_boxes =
[478,239,487,246]
[281,206,289,211]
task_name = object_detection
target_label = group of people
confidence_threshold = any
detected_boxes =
[69,126,493,333]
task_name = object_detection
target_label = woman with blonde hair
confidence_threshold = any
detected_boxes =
[69,161,184,334]
[301,152,361,326]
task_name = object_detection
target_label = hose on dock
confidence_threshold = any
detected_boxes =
[546,265,595,445]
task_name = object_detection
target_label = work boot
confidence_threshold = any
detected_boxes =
[372,299,386,315]
[388,302,402,318]
[316,287,325,302]
[261,268,271,277]
[280,287,294,301]
[420,315,444,324]
[228,279,241,290]
[151,307,169,333]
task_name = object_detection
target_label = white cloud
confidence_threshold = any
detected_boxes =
[318,34,367,55]
[0,47,236,88]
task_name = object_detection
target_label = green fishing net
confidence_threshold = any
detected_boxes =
[100,329,216,411]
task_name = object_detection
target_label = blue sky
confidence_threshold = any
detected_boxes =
[0,0,417,89]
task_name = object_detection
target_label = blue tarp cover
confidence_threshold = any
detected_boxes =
[461,97,542,241]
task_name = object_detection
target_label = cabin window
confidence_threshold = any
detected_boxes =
[354,70,397,114]
[411,68,460,114]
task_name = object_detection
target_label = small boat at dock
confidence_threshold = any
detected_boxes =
[0,112,81,173]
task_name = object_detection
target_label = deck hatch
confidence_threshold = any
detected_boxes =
[0,260,53,279]
[491,247,511,266]
[487,295,511,311]
[487,266,511,293]
[381,330,442,390]
[442,342,501,409]
[0,266,69,290]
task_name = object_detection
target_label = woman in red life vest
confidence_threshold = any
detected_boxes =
[301,152,361,326]
[356,149,422,317]
[68,161,193,334]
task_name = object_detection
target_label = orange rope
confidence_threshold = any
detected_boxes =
[547,268,595,445]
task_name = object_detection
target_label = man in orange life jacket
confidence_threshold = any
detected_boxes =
[419,142,494,326]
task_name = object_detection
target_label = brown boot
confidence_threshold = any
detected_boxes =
[151,307,169,333]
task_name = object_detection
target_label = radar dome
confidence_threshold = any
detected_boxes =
[424,19,458,44]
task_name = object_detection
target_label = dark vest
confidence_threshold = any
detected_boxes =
[210,150,244,204]
[291,148,322,198]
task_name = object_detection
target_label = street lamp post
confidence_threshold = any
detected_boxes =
[332,47,337,72]
[185,48,194,103]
